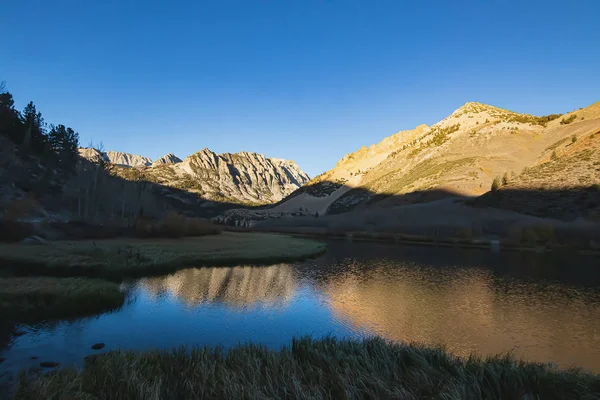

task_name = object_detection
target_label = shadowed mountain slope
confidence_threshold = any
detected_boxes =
[216,100,600,225]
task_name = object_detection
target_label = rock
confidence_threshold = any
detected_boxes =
[0,357,5,364]
[21,236,47,245]
[30,356,38,360]
[91,343,105,350]
[39,361,59,368]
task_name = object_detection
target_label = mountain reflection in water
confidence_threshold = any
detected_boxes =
[138,264,297,308]
[2,241,600,380]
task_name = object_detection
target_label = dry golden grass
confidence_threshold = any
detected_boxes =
[0,232,327,280]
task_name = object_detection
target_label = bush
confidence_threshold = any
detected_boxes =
[133,213,221,238]
[560,114,577,125]
[159,212,187,238]
[519,224,556,246]
[572,134,577,143]
[186,217,221,236]
[133,216,156,238]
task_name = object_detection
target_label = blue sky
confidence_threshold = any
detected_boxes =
[2,0,599,177]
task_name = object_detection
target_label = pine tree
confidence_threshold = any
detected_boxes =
[48,124,80,169]
[0,91,24,143]
[21,101,47,154]
[502,172,509,186]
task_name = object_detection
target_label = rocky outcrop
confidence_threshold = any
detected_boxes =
[160,149,310,204]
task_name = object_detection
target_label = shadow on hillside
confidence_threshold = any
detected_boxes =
[3,143,599,248]
[218,181,600,250]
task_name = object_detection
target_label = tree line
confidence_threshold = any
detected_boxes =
[0,81,79,169]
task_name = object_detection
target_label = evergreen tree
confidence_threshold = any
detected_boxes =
[502,172,509,186]
[491,176,501,192]
[21,101,47,154]
[0,91,24,143]
[48,124,80,169]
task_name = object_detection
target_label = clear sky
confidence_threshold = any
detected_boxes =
[2,0,599,177]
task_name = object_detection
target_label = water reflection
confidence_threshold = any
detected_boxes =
[138,264,297,308]
[311,257,600,372]
[2,241,600,381]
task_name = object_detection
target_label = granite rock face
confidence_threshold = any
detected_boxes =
[79,147,310,205]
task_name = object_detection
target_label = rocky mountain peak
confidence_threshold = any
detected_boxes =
[152,153,182,166]
[104,151,152,167]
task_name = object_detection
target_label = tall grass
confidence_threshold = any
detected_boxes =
[0,277,124,321]
[15,336,600,399]
[0,232,328,280]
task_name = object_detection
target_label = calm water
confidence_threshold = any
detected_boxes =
[2,241,600,384]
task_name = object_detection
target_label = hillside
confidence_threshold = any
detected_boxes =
[216,100,600,226]
[473,126,600,221]
[80,148,310,206]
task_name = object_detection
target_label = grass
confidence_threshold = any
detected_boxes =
[0,232,327,280]
[14,336,600,399]
[0,277,124,321]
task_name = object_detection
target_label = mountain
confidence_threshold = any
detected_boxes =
[104,151,152,167]
[79,147,310,206]
[152,153,182,166]
[216,100,600,227]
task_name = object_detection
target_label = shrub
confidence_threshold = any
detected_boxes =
[551,150,559,161]
[572,134,577,143]
[158,212,187,238]
[519,224,556,246]
[185,217,221,236]
[133,213,221,238]
[560,114,577,125]
[502,172,509,186]
[133,216,156,238]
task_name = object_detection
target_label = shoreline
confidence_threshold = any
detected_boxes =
[13,336,600,399]
[0,232,328,281]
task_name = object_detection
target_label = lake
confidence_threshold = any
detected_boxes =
[2,240,600,385]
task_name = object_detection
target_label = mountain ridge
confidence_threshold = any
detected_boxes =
[79,147,310,206]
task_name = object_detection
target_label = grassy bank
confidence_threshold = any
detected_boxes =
[0,232,327,280]
[0,277,125,321]
[15,337,600,399]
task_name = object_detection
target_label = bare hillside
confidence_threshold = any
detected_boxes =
[216,100,600,226]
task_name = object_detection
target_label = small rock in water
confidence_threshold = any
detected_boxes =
[39,361,59,368]
[91,343,105,350]
[30,356,38,360]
